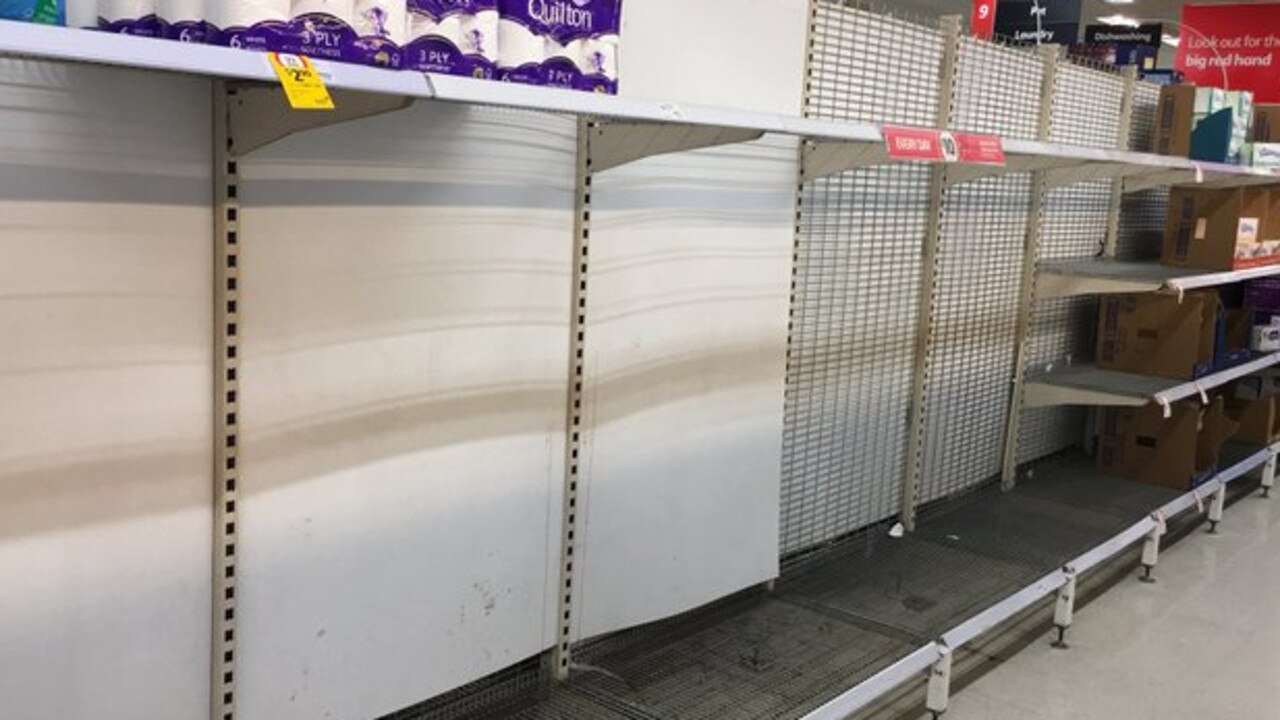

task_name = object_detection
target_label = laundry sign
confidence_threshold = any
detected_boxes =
[995,0,1081,44]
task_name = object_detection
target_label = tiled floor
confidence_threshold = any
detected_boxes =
[914,489,1280,720]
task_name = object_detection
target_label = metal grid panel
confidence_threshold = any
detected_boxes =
[1117,81,1169,261]
[917,38,1042,503]
[951,38,1042,140]
[782,3,943,555]
[1018,62,1126,462]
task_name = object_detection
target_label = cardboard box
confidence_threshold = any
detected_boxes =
[1162,187,1280,271]
[1254,104,1280,142]
[1220,306,1253,367]
[1247,142,1280,168]
[1096,292,1217,380]
[1226,395,1280,444]
[1155,84,1196,157]
[1097,397,1236,490]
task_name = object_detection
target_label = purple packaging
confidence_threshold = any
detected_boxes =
[540,0,621,93]
[99,15,161,36]
[209,21,289,53]
[159,19,211,43]
[406,0,497,79]
[285,11,406,70]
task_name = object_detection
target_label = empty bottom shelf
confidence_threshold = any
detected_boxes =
[393,456,1215,720]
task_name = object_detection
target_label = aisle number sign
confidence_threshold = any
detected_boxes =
[268,53,335,111]
[972,0,997,40]
[883,126,1006,166]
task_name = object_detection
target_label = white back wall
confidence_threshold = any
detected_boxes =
[0,61,213,720]
[571,0,807,638]
[236,103,575,720]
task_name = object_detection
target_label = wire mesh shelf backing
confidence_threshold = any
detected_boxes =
[781,3,944,557]
[1117,81,1170,261]
[1018,61,1127,463]
[917,38,1041,504]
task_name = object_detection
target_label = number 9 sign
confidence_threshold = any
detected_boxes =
[972,0,997,39]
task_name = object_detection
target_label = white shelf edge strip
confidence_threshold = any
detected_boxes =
[1165,264,1280,293]
[798,642,943,720]
[1153,353,1280,407]
[3,20,1280,188]
[800,442,1279,720]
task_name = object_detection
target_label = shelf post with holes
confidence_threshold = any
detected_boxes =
[999,43,1062,491]
[900,14,962,532]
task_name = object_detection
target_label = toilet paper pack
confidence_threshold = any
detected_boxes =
[99,0,159,35]
[283,0,406,69]
[497,0,621,92]
[157,0,208,41]
[209,0,289,51]
[406,0,497,79]
[541,0,620,93]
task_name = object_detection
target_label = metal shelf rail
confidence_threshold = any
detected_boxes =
[1037,258,1280,300]
[1023,353,1280,411]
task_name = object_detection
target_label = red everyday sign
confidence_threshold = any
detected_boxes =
[972,0,997,40]
[1175,3,1280,103]
[883,126,1007,166]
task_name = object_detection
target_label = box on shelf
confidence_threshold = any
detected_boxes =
[1246,277,1280,322]
[1097,397,1236,490]
[1156,84,1196,157]
[1252,324,1280,352]
[1226,395,1280,444]
[1097,291,1218,380]
[1234,373,1280,400]
[1156,85,1253,162]
[1246,142,1280,168]
[1220,307,1253,368]
[1254,104,1280,142]
[1162,187,1280,271]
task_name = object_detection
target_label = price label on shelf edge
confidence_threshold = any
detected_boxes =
[883,126,1006,167]
[268,52,335,111]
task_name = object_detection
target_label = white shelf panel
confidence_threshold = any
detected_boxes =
[1024,353,1280,410]
[1037,258,1280,299]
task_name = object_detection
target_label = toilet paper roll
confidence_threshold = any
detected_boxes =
[465,5,496,61]
[292,0,353,23]
[497,14,545,83]
[158,0,206,40]
[408,9,463,46]
[65,0,97,27]
[99,0,158,34]
[211,0,287,29]
[353,0,405,42]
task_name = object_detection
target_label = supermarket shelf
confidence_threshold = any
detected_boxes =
[1036,258,1280,300]
[6,21,1280,187]
[1023,354,1280,410]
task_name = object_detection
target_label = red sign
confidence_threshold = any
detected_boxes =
[884,126,1007,166]
[953,132,1007,165]
[1175,3,1280,103]
[972,0,997,40]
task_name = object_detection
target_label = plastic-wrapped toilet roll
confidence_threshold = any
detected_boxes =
[158,0,206,41]
[65,0,97,27]
[291,0,353,22]
[407,0,496,77]
[210,0,288,49]
[353,0,405,44]
[541,0,621,93]
[496,0,545,84]
[99,0,159,35]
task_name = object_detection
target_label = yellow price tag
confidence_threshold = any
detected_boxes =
[268,52,335,111]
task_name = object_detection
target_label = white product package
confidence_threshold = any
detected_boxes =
[406,0,497,77]
[291,0,354,23]
[210,0,288,49]
[99,0,159,35]
[353,0,407,44]
[157,0,207,40]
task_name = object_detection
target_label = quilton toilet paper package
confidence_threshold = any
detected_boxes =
[407,0,498,78]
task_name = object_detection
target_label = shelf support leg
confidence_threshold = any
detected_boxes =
[1052,569,1077,649]
[900,15,962,530]
[999,44,1061,491]
[926,645,953,719]
[1140,523,1163,583]
[1262,454,1276,499]
[1208,482,1226,534]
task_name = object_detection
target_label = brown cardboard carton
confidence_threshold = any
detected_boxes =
[1225,307,1252,354]
[1254,104,1280,142]
[1096,292,1217,380]
[1097,398,1236,491]
[1155,84,1196,157]
[1226,396,1280,444]
[1162,187,1280,271]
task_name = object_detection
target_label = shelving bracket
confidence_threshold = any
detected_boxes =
[587,122,764,172]
[226,84,414,156]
